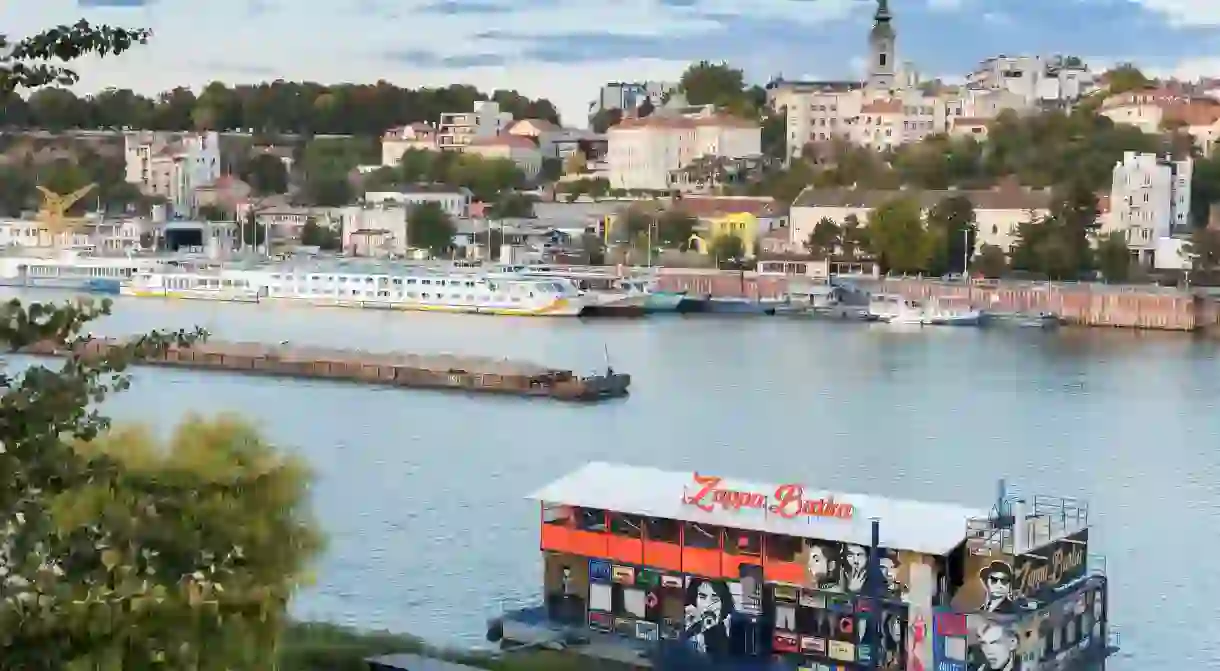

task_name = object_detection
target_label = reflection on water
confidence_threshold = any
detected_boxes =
[4,290,1218,669]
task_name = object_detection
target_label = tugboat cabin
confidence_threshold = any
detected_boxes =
[510,462,1112,671]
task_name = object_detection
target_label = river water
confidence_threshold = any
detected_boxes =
[4,289,1217,670]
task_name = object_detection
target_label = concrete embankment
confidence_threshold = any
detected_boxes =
[19,338,631,401]
[655,269,1219,332]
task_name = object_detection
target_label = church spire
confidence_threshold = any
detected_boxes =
[870,0,895,39]
[875,0,891,21]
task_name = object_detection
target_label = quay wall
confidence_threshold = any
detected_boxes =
[655,269,1217,331]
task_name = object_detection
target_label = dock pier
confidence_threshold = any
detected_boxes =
[18,338,631,402]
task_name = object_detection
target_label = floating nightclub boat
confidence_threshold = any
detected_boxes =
[488,463,1118,671]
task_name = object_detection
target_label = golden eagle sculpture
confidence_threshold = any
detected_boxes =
[35,184,97,243]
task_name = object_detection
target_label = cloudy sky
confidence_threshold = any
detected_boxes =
[5,0,1220,126]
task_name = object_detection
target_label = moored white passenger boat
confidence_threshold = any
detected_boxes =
[0,251,169,294]
[123,264,588,316]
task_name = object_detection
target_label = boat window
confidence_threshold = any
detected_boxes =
[683,522,721,550]
[645,517,680,543]
[725,528,762,556]
[609,513,643,538]
[542,503,571,525]
[765,534,802,562]
[575,507,606,532]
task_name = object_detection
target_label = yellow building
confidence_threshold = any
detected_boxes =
[677,196,787,258]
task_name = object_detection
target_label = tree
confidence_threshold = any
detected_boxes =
[300,218,341,250]
[241,153,290,196]
[1104,63,1151,94]
[0,297,322,670]
[0,21,151,94]
[840,214,867,259]
[656,210,697,247]
[866,198,933,274]
[615,208,653,244]
[1095,232,1131,282]
[925,195,977,275]
[579,233,606,266]
[488,192,536,219]
[239,209,268,246]
[407,201,456,256]
[678,61,750,113]
[1184,227,1220,272]
[589,108,623,134]
[973,244,1008,278]
[805,217,841,260]
[637,98,655,118]
[300,175,354,207]
[539,157,562,182]
[398,148,434,183]
[709,234,746,266]
[198,203,231,221]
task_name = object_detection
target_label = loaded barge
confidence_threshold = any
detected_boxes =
[489,463,1115,670]
[19,339,630,402]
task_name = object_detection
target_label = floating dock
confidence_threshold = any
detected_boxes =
[18,338,630,402]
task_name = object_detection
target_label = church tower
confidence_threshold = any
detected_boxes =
[866,0,897,95]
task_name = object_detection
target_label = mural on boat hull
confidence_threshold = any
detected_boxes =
[1013,529,1088,606]
[804,540,844,591]
[952,548,1019,613]
[682,577,735,656]
[841,542,870,593]
[799,540,913,600]
[543,552,588,624]
[933,580,1109,671]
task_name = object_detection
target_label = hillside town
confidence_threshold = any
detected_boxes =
[0,0,1219,283]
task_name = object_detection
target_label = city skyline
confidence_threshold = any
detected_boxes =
[6,0,1220,126]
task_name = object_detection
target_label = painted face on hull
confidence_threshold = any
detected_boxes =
[807,544,836,586]
[696,581,722,621]
[845,544,867,572]
[978,623,1017,669]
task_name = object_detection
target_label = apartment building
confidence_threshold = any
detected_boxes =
[382,123,438,165]
[463,136,543,180]
[1103,151,1192,264]
[437,101,512,150]
[123,131,221,216]
[607,113,762,192]
[589,81,676,119]
[966,55,1097,106]
[364,185,473,219]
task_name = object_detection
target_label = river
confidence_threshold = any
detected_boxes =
[4,289,1217,669]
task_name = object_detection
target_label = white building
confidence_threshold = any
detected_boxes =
[966,55,1097,106]
[1104,151,1192,264]
[589,81,676,118]
[463,136,544,180]
[607,113,761,192]
[123,131,221,216]
[438,101,512,150]
[382,123,438,166]
[0,216,148,251]
[364,185,473,219]
[789,185,1052,255]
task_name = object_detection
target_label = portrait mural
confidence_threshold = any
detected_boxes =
[796,539,913,600]
[951,549,1019,613]
[933,579,1108,671]
[682,577,737,656]
[841,542,870,593]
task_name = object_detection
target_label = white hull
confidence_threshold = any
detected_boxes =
[121,287,585,316]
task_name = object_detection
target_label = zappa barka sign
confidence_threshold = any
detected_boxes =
[682,473,855,520]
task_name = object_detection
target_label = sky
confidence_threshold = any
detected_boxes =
[5,0,1220,128]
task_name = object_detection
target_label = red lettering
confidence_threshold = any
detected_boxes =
[684,474,854,520]
[683,473,721,512]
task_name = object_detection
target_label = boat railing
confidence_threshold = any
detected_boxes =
[967,490,1089,554]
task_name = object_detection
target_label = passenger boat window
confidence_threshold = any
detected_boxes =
[683,523,721,550]
[725,529,762,556]
[766,534,802,562]
[645,517,680,543]
[542,503,572,525]
[609,513,643,538]
[575,507,606,532]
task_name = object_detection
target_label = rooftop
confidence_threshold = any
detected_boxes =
[526,462,988,556]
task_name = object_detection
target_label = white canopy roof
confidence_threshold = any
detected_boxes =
[525,462,989,557]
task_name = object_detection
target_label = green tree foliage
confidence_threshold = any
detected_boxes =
[1104,63,1152,94]
[241,152,290,196]
[656,210,697,247]
[0,81,560,132]
[805,217,841,260]
[865,198,933,274]
[973,244,1008,278]
[408,201,456,256]
[0,21,150,95]
[0,297,322,670]
[589,108,623,134]
[487,193,536,219]
[924,195,978,275]
[300,218,342,250]
[1190,154,1220,228]
[378,150,524,203]
[1095,232,1132,282]
[198,203,231,221]
[679,61,751,115]
[840,214,868,259]
[539,157,562,182]
[1184,227,1220,272]
[709,233,746,264]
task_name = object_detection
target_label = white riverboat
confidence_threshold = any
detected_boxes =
[0,250,172,293]
[867,293,983,326]
[121,263,589,316]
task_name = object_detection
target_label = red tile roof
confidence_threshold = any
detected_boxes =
[861,99,902,114]
[468,135,539,149]
[674,196,786,218]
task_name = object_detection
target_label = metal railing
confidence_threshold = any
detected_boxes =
[966,489,1089,554]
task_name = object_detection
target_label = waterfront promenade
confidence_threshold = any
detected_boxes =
[3,288,1215,671]
[655,268,1217,331]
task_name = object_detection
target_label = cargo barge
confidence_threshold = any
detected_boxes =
[489,463,1116,670]
[19,339,630,402]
